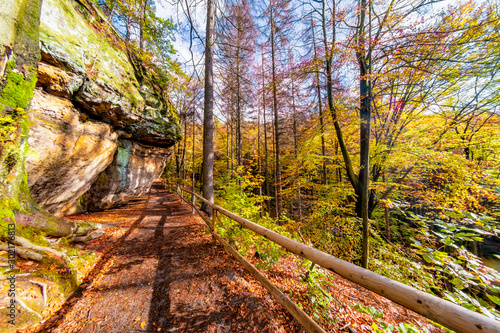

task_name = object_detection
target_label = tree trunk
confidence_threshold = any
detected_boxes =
[192,109,196,212]
[311,18,328,185]
[321,0,357,191]
[383,174,390,242]
[271,110,278,217]
[226,116,230,180]
[201,0,215,217]
[385,205,390,242]
[270,4,282,219]
[357,0,372,269]
[261,51,271,214]
[334,140,342,182]
[105,0,115,22]
[139,0,149,50]
[230,110,234,178]
[236,46,242,168]
[182,111,188,181]
[258,106,263,217]
[291,72,302,221]
[125,14,131,42]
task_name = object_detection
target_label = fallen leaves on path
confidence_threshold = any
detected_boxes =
[21,184,298,333]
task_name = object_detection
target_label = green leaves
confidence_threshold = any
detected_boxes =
[406,210,500,321]
[486,295,500,307]
[422,253,440,265]
[353,303,384,319]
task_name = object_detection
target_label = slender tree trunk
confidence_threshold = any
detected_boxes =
[385,205,390,240]
[236,47,242,168]
[383,173,390,241]
[226,119,230,180]
[311,18,327,185]
[182,112,188,181]
[357,0,372,269]
[258,107,263,217]
[202,0,215,217]
[261,51,271,214]
[106,0,116,22]
[291,74,302,221]
[264,116,271,214]
[271,112,278,218]
[321,0,357,191]
[125,14,131,43]
[270,4,282,219]
[335,140,342,182]
[230,110,234,178]
[139,0,149,50]
[192,110,196,213]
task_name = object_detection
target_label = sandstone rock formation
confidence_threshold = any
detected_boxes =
[26,0,180,216]
[83,139,170,211]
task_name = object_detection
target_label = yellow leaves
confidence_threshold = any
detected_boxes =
[380,198,393,208]
[461,1,476,15]
[140,321,146,328]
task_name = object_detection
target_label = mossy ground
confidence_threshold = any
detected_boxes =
[0,236,98,332]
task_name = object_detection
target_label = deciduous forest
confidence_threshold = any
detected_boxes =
[162,0,500,328]
[0,0,499,331]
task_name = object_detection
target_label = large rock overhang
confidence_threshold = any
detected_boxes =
[26,0,181,216]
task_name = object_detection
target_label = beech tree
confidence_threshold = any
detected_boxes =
[201,0,216,217]
[260,48,272,213]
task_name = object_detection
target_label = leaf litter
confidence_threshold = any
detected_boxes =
[20,182,445,333]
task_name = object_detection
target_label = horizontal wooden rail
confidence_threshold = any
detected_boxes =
[178,186,500,333]
[173,186,326,332]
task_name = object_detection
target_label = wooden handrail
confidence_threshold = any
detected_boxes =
[173,186,326,332]
[178,186,500,333]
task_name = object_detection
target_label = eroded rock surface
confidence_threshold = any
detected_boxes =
[27,89,118,216]
[26,0,180,216]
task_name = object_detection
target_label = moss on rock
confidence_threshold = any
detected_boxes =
[0,69,37,109]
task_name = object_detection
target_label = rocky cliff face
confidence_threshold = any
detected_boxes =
[83,139,170,211]
[26,0,181,216]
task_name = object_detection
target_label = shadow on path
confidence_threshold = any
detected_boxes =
[22,193,152,332]
[22,183,296,333]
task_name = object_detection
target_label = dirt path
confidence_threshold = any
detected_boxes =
[24,183,300,333]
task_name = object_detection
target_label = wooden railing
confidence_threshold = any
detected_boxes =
[173,185,500,333]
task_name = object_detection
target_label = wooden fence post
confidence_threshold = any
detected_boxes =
[212,209,218,244]
[179,186,500,333]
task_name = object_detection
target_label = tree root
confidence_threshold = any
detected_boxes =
[0,243,45,261]
[15,295,43,320]
[13,236,70,263]
[0,235,72,266]
[30,280,47,307]
[15,209,98,238]
[68,229,104,243]
[14,198,99,238]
